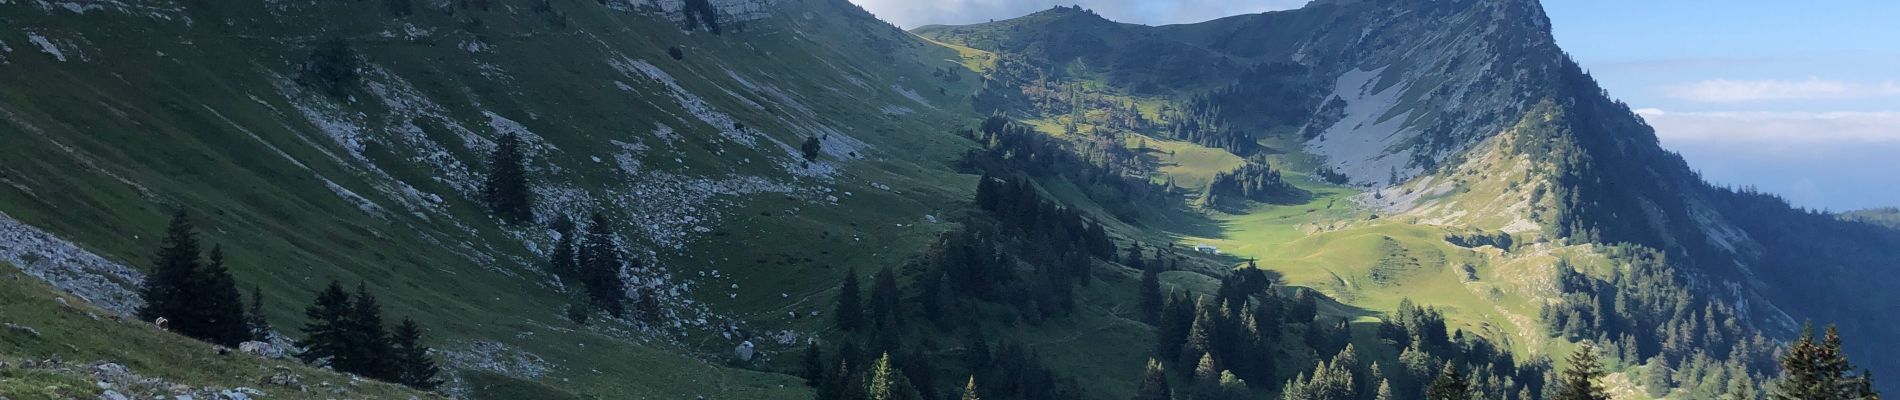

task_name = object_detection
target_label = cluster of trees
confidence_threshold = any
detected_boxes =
[802,334,1081,400]
[299,39,360,98]
[1538,248,1779,398]
[1443,230,1514,251]
[1201,158,1303,207]
[961,116,1173,221]
[297,281,442,390]
[134,211,441,390]
[1160,98,1254,154]
[547,213,646,323]
[138,211,266,347]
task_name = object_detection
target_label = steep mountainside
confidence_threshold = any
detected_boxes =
[3,0,1895,398]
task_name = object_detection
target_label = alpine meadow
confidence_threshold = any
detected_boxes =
[0,0,1895,399]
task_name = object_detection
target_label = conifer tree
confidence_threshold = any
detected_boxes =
[1192,353,1221,400]
[804,342,826,387]
[1554,344,1609,400]
[836,268,863,331]
[1139,260,1163,324]
[1426,362,1471,400]
[390,318,442,390]
[1773,325,1880,400]
[1135,358,1172,400]
[577,213,627,317]
[344,283,394,380]
[298,281,353,367]
[870,267,902,332]
[482,132,534,224]
[140,210,203,328]
[1375,379,1394,400]
[962,376,982,400]
[247,285,272,341]
[802,136,823,162]
[867,353,913,400]
[194,245,250,347]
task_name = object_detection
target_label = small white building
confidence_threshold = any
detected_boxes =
[1195,243,1220,255]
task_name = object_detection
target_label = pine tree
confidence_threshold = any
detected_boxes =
[298,281,353,367]
[482,132,534,224]
[1554,344,1610,400]
[866,353,909,400]
[802,136,823,162]
[962,376,983,400]
[1135,358,1172,400]
[1426,362,1471,400]
[247,285,271,341]
[577,213,627,317]
[140,210,202,329]
[837,268,863,331]
[1375,379,1394,400]
[390,318,442,390]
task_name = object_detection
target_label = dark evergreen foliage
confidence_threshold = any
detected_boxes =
[390,318,443,390]
[136,211,248,347]
[482,132,534,224]
[577,213,628,317]
[836,268,864,332]
[300,39,359,98]
[297,281,439,389]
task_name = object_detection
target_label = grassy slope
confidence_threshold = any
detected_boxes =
[0,264,433,399]
[0,0,988,397]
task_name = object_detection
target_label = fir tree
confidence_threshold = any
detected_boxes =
[247,285,272,341]
[1426,362,1471,400]
[344,283,395,380]
[194,245,250,347]
[482,132,534,224]
[139,210,203,329]
[1554,344,1609,400]
[1773,325,1879,400]
[1135,358,1172,400]
[870,267,902,332]
[390,318,442,390]
[836,268,863,331]
[1192,353,1221,400]
[298,281,354,367]
[802,136,823,162]
[804,342,826,387]
[577,213,627,317]
[962,376,982,400]
[1375,380,1394,400]
[1139,260,1163,324]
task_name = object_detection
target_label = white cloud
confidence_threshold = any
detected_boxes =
[1638,109,1900,143]
[848,0,1309,28]
[1663,77,1900,102]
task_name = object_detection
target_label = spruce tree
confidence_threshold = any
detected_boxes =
[247,285,272,341]
[1375,379,1394,400]
[482,132,533,224]
[1554,344,1609,400]
[1139,260,1163,324]
[836,268,863,331]
[869,267,902,332]
[804,342,826,387]
[1426,362,1471,400]
[1135,358,1172,400]
[140,210,203,328]
[194,245,250,347]
[390,318,442,390]
[1773,324,1880,400]
[1192,353,1221,400]
[298,281,353,367]
[577,213,627,317]
[344,283,395,380]
[962,376,982,400]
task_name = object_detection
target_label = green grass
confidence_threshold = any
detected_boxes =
[0,265,434,399]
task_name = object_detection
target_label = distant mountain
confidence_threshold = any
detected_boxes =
[3,0,1895,398]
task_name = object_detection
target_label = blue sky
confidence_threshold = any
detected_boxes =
[849,0,1900,211]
